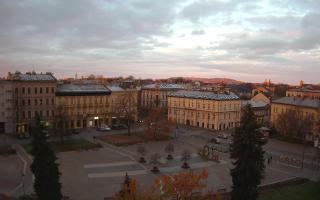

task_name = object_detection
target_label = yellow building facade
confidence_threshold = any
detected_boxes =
[56,84,111,129]
[168,90,241,130]
[108,86,139,124]
[141,83,183,109]
[286,88,320,100]
[271,96,320,141]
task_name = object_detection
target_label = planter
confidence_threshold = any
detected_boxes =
[139,157,146,163]
[151,166,160,173]
[181,162,190,169]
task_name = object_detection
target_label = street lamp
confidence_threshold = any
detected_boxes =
[21,172,26,197]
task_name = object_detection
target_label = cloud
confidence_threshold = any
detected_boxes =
[191,29,205,35]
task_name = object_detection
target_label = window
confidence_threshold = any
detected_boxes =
[22,87,25,94]
[51,88,54,93]
[40,99,43,105]
[51,110,54,116]
[51,98,54,105]
[22,111,25,119]
[46,110,49,117]
[28,111,31,119]
[46,87,49,93]
[35,87,37,94]
[46,99,49,105]
[15,88,18,94]
[40,87,42,94]
[28,88,31,94]
[28,99,31,105]
[40,111,43,116]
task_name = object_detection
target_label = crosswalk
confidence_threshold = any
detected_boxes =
[85,155,226,179]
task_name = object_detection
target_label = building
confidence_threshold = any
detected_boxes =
[141,83,184,109]
[242,100,270,126]
[108,85,139,124]
[271,96,320,141]
[55,83,111,129]
[242,93,270,125]
[7,72,57,135]
[0,80,14,134]
[286,88,320,100]
[168,90,241,130]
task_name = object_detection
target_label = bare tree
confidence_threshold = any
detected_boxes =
[150,153,161,173]
[54,104,67,143]
[145,108,173,140]
[115,91,138,136]
[276,109,313,140]
[181,150,191,169]
[165,143,174,160]
[137,145,147,163]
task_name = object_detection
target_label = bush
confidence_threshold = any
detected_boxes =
[0,145,16,156]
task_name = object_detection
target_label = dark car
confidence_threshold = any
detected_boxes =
[111,123,128,130]
[71,129,80,134]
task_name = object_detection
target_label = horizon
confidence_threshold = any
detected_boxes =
[1,0,320,85]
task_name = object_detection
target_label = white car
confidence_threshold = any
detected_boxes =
[97,124,111,131]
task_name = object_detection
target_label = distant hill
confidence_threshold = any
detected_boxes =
[177,77,242,84]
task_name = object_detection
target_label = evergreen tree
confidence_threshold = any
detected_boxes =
[230,105,266,200]
[30,115,62,200]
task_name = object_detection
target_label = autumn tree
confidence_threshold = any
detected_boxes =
[113,170,222,200]
[230,105,266,200]
[155,169,209,200]
[115,91,138,136]
[145,108,173,140]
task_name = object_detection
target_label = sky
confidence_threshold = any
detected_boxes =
[0,0,319,84]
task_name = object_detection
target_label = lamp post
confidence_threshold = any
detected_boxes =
[21,172,26,197]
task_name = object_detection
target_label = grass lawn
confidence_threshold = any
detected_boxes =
[259,181,320,200]
[98,131,170,146]
[24,138,102,153]
[0,145,16,156]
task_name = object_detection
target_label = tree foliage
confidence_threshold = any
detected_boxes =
[113,169,214,200]
[30,115,62,200]
[230,105,266,200]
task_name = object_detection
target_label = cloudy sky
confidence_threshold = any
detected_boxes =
[0,0,319,84]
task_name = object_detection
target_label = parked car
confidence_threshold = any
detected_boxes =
[97,124,111,131]
[42,130,50,139]
[111,123,128,130]
[71,129,80,135]
[217,133,228,139]
[210,137,221,144]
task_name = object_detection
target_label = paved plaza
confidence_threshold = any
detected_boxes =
[1,126,319,199]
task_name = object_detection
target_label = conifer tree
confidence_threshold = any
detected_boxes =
[30,115,62,200]
[230,105,266,200]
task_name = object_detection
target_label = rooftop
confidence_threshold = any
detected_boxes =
[143,83,184,90]
[56,84,111,96]
[107,85,124,92]
[8,72,57,81]
[272,96,320,108]
[169,90,240,100]
[243,100,269,108]
[287,88,320,93]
